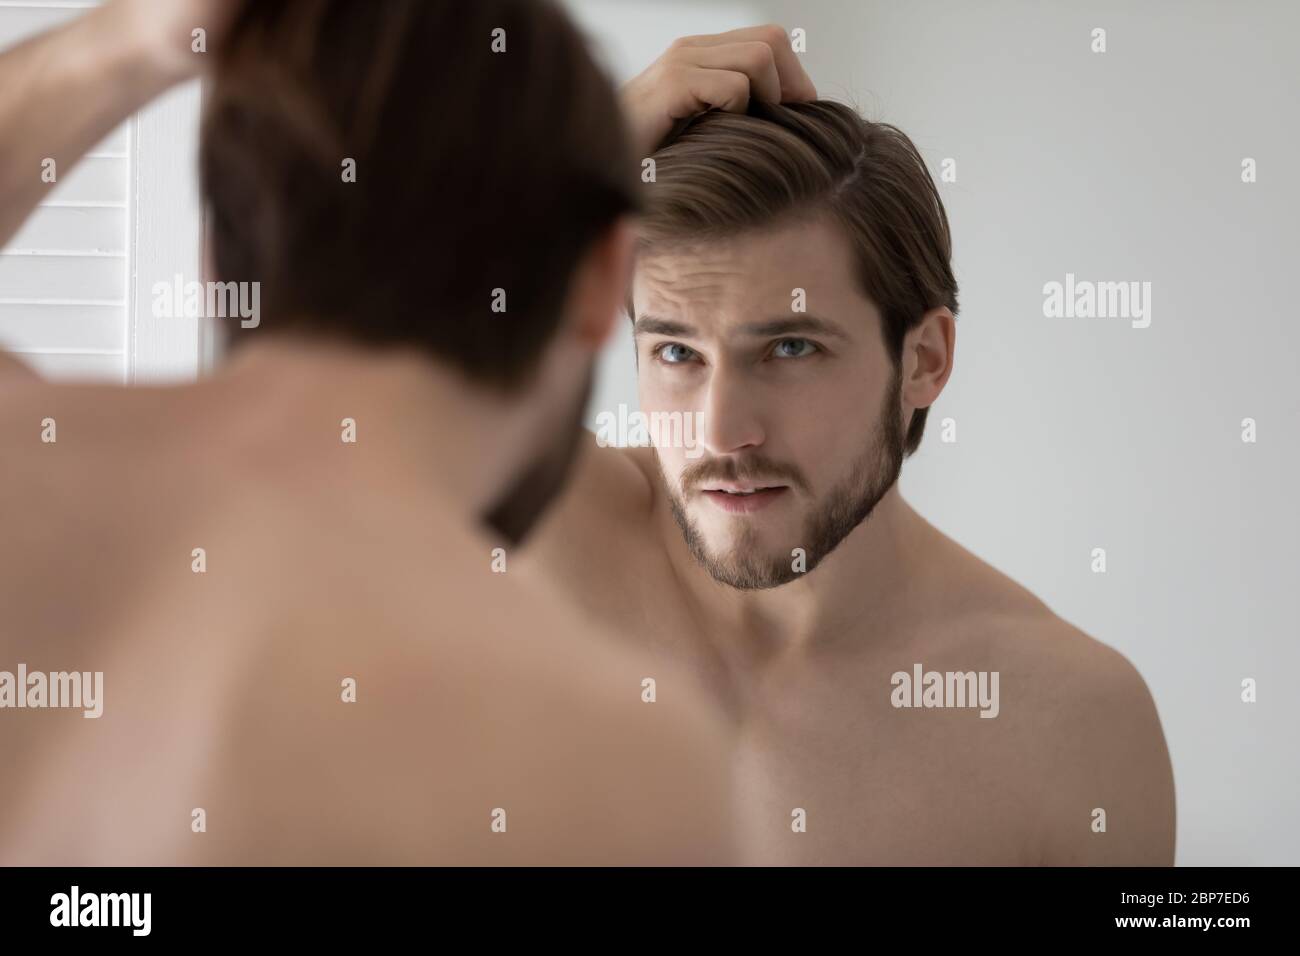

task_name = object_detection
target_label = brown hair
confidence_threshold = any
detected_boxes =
[201,0,639,389]
[633,100,958,456]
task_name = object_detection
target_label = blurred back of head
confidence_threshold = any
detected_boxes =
[201,0,638,389]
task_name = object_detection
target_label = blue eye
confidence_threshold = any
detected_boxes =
[657,343,698,364]
[772,338,818,359]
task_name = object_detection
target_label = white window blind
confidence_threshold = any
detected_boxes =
[0,0,204,384]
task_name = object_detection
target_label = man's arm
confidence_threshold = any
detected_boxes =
[0,0,236,248]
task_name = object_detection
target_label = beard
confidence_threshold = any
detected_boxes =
[663,368,905,590]
[481,366,594,547]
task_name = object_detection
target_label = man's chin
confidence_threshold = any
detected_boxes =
[687,523,804,591]
[695,548,802,591]
[692,511,776,549]
[666,486,810,590]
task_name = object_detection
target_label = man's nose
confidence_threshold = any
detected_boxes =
[699,365,765,455]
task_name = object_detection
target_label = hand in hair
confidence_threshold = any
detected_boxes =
[621,24,818,155]
[110,0,244,82]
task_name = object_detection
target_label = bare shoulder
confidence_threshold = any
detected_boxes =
[926,530,1176,865]
[0,365,47,431]
[548,428,658,524]
[0,349,37,382]
[1024,614,1174,865]
[525,428,661,566]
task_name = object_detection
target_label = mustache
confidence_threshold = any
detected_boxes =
[679,454,810,495]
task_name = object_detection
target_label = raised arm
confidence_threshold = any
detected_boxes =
[0,0,237,248]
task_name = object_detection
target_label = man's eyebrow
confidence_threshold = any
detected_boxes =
[633,316,696,337]
[744,317,850,340]
[632,315,850,340]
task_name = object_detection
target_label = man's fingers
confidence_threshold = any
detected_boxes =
[684,43,782,105]
[682,68,750,120]
[620,23,817,154]
[675,24,817,102]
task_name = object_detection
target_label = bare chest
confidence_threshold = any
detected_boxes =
[600,592,1043,865]
[728,673,1041,865]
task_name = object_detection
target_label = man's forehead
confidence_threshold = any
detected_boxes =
[632,215,866,323]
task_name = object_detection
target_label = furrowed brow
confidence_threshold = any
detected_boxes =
[633,315,697,337]
[744,317,850,340]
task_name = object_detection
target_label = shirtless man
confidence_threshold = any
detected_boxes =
[527,28,1177,865]
[0,0,735,865]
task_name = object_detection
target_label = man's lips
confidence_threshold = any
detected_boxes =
[699,482,785,494]
[698,484,789,514]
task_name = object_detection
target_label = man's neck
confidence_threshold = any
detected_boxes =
[214,336,526,519]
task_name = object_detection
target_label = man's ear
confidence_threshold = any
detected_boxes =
[563,215,636,353]
[900,306,956,412]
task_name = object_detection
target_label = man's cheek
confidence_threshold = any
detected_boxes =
[653,444,686,490]
[683,409,706,459]
[664,450,689,489]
